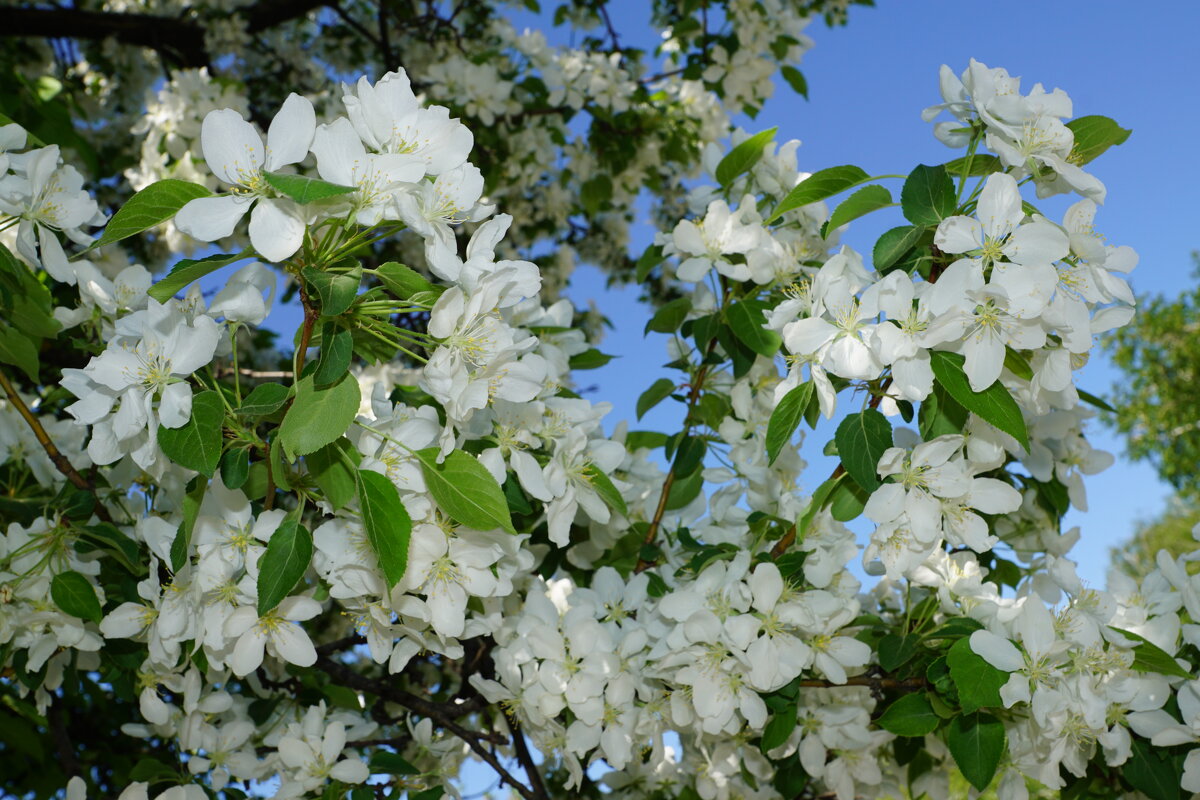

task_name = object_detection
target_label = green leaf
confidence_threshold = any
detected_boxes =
[306,439,360,511]
[584,464,627,516]
[302,265,361,317]
[645,297,691,334]
[148,251,247,303]
[876,694,939,737]
[780,65,808,99]
[1110,626,1192,679]
[637,378,676,421]
[1066,115,1131,165]
[900,164,956,226]
[356,469,413,589]
[946,712,1005,792]
[50,571,102,623]
[158,390,224,477]
[409,789,445,800]
[829,478,868,521]
[170,476,207,572]
[279,374,360,460]
[220,447,250,490]
[726,300,782,357]
[768,165,870,223]
[941,154,1002,178]
[1078,388,1116,413]
[872,225,927,273]
[87,179,212,253]
[918,379,968,441]
[314,325,353,386]
[580,174,612,215]
[877,633,920,672]
[716,127,777,187]
[238,382,291,416]
[262,171,355,204]
[1003,347,1033,381]
[759,703,797,753]
[416,449,516,534]
[1125,738,1183,800]
[824,185,893,236]
[569,349,616,370]
[375,262,437,300]
[929,351,1029,449]
[256,520,312,615]
[946,638,1007,714]
[635,244,665,283]
[368,751,420,775]
[766,382,815,465]
[0,323,39,381]
[834,409,892,493]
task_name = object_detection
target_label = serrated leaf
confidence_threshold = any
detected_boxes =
[220,447,250,490]
[766,382,814,465]
[768,165,870,223]
[1066,115,1132,165]
[1110,626,1192,679]
[824,185,893,236]
[1125,738,1183,800]
[876,694,939,737]
[158,390,224,477]
[306,439,359,511]
[356,470,412,589]
[50,571,102,623]
[716,127,776,187]
[314,324,353,386]
[946,638,1007,714]
[262,171,354,204]
[584,464,627,516]
[726,300,782,357]
[645,297,691,334]
[375,262,436,300]
[877,633,920,672]
[256,520,312,615]
[929,351,1029,449]
[637,378,676,420]
[279,374,360,460]
[947,712,1005,792]
[238,382,291,416]
[829,477,868,521]
[148,251,248,303]
[901,164,956,226]
[942,154,1002,178]
[87,179,213,253]
[834,409,892,493]
[416,449,516,534]
[760,702,797,753]
[872,225,926,272]
[302,265,361,317]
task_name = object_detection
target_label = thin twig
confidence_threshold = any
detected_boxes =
[506,716,550,800]
[0,368,113,523]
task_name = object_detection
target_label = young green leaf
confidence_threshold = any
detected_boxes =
[947,712,1005,792]
[1066,115,1132,165]
[262,171,355,204]
[368,751,420,775]
[416,449,516,534]
[170,476,207,572]
[726,300,782,357]
[158,390,224,477]
[876,694,939,737]
[256,520,313,615]
[929,351,1030,449]
[637,378,676,421]
[220,447,250,490]
[1110,626,1192,679]
[86,179,213,254]
[635,244,665,283]
[872,225,926,273]
[584,464,628,516]
[768,165,870,223]
[314,324,353,386]
[50,571,103,623]
[759,703,798,753]
[375,262,437,300]
[941,153,1002,178]
[569,349,616,370]
[645,297,692,334]
[1125,738,1184,800]
[900,164,956,226]
[766,381,815,465]
[877,633,919,672]
[302,265,361,317]
[306,439,360,511]
[356,469,412,589]
[946,638,1008,714]
[238,382,291,416]
[0,324,40,381]
[780,65,808,99]
[824,184,893,237]
[148,252,248,303]
[834,409,892,493]
[715,127,776,187]
[278,374,360,460]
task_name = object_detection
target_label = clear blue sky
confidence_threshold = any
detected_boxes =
[564,0,1198,588]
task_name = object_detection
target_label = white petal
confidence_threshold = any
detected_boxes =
[159,382,193,429]
[969,630,1024,671]
[248,200,305,262]
[265,94,317,171]
[174,195,252,243]
[201,109,264,186]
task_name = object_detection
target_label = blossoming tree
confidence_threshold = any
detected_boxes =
[0,4,1194,800]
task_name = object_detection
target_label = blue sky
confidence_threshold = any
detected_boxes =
[563,0,1198,588]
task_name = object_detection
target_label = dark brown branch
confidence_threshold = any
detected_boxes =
[50,694,79,777]
[0,367,113,523]
[506,716,550,800]
[316,656,537,800]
